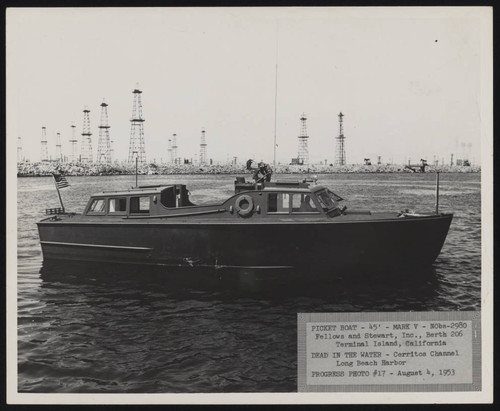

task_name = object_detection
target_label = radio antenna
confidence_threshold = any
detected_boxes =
[273,25,279,167]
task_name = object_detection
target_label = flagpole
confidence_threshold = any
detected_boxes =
[56,185,65,213]
[53,174,65,213]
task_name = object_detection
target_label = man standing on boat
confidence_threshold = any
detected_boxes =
[247,159,272,182]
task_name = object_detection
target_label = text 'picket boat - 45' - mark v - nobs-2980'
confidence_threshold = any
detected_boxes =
[37,174,453,270]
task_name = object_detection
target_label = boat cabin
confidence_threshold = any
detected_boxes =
[81,178,346,219]
[84,184,196,217]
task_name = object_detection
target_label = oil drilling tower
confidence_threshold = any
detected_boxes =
[297,113,309,165]
[335,112,346,166]
[172,133,178,165]
[40,127,48,162]
[69,123,78,162]
[199,128,207,165]
[55,132,62,161]
[17,136,23,162]
[128,88,146,164]
[80,108,93,163]
[167,138,172,164]
[97,101,111,163]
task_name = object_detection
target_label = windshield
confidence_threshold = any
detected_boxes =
[316,189,343,210]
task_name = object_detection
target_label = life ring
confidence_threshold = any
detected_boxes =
[234,195,254,216]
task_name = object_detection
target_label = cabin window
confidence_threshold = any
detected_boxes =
[130,196,150,214]
[87,198,106,214]
[108,197,127,214]
[267,193,290,213]
[291,194,319,213]
[160,187,176,208]
[317,189,341,210]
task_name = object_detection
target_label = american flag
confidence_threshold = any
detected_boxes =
[53,173,70,189]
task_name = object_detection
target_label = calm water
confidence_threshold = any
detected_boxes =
[16,173,481,393]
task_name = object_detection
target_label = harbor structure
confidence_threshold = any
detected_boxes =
[80,108,93,163]
[128,88,146,165]
[55,132,62,161]
[335,112,346,166]
[17,136,23,162]
[199,129,207,165]
[40,127,49,162]
[69,123,78,162]
[97,101,111,163]
[297,113,309,165]
[456,142,472,166]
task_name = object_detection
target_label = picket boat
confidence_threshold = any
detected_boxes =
[37,176,453,269]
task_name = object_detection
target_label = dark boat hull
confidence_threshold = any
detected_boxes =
[37,214,453,270]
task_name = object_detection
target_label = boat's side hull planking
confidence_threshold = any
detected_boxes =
[37,214,453,269]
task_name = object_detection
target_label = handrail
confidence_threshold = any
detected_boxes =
[123,208,227,219]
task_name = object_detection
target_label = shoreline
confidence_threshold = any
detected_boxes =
[17,162,481,177]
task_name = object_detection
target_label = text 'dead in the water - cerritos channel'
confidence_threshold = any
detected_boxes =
[297,312,481,392]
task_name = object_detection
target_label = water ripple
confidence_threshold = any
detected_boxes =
[16,173,481,392]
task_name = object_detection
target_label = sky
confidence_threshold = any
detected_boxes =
[7,7,488,165]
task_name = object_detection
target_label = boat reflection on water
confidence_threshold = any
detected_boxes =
[39,260,440,304]
[30,258,444,394]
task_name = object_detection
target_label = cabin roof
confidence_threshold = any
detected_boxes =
[88,181,330,198]
[91,185,174,197]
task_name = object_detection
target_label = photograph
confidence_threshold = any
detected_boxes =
[6,6,492,404]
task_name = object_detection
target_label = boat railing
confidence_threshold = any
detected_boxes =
[45,207,65,215]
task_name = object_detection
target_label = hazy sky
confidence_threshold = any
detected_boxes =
[7,7,489,165]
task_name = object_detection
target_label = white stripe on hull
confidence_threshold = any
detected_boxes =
[40,241,152,251]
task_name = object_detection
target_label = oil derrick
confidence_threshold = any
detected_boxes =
[110,138,114,162]
[128,88,146,164]
[40,127,49,162]
[55,132,62,161]
[97,101,111,163]
[17,136,23,162]
[80,108,93,163]
[69,123,78,162]
[199,129,207,165]
[335,112,346,166]
[167,138,172,164]
[172,133,178,165]
[297,113,309,165]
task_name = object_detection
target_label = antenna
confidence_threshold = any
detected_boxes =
[273,25,279,167]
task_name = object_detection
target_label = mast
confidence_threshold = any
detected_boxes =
[273,26,279,167]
